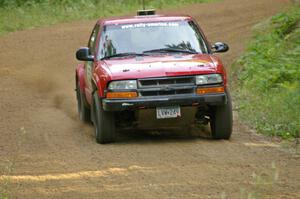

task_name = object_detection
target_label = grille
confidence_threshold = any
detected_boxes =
[139,76,194,87]
[138,76,195,97]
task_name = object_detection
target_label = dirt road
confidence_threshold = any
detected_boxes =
[0,0,299,198]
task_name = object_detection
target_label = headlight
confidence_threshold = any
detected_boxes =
[195,74,223,85]
[108,80,137,90]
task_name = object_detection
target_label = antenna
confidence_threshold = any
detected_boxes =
[142,0,145,10]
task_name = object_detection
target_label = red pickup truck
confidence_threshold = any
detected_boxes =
[75,10,232,144]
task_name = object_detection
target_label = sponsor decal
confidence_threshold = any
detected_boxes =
[121,22,179,29]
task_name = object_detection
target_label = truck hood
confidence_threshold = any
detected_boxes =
[102,54,218,80]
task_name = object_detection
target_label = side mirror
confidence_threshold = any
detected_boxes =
[76,47,94,61]
[212,42,229,53]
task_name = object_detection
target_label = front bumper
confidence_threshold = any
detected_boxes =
[102,93,227,111]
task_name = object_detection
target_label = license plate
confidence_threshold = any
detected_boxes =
[156,106,181,119]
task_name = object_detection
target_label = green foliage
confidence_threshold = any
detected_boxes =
[0,0,217,35]
[232,6,300,138]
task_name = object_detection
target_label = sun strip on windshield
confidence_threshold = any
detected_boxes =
[121,22,179,29]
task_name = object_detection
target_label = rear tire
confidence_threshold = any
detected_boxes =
[76,81,91,123]
[92,92,116,144]
[210,90,233,139]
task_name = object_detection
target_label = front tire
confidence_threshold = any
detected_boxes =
[210,91,233,139]
[92,92,116,144]
[76,81,91,123]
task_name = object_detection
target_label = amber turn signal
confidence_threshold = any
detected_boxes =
[106,92,138,99]
[196,86,225,94]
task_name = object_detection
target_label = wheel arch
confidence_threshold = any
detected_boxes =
[76,64,86,92]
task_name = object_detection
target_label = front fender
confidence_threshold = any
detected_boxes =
[93,63,112,98]
[210,55,227,87]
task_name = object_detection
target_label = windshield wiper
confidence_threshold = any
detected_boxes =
[101,52,148,60]
[143,48,198,54]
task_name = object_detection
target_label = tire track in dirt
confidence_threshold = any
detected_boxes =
[1,0,299,198]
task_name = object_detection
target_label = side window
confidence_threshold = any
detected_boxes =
[88,24,100,55]
[98,26,117,59]
[85,24,100,89]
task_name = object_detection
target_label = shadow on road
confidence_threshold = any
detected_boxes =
[112,125,213,144]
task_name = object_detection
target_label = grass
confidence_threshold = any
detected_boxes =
[239,162,279,199]
[231,4,300,139]
[0,127,27,199]
[0,0,217,35]
[220,162,280,199]
[0,161,14,199]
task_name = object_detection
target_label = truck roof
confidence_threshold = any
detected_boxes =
[99,15,193,26]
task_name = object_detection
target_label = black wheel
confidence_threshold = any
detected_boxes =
[210,90,233,139]
[76,81,91,123]
[92,92,115,144]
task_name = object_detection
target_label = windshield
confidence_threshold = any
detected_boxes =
[98,20,208,59]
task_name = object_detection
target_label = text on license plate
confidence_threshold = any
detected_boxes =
[156,106,181,119]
